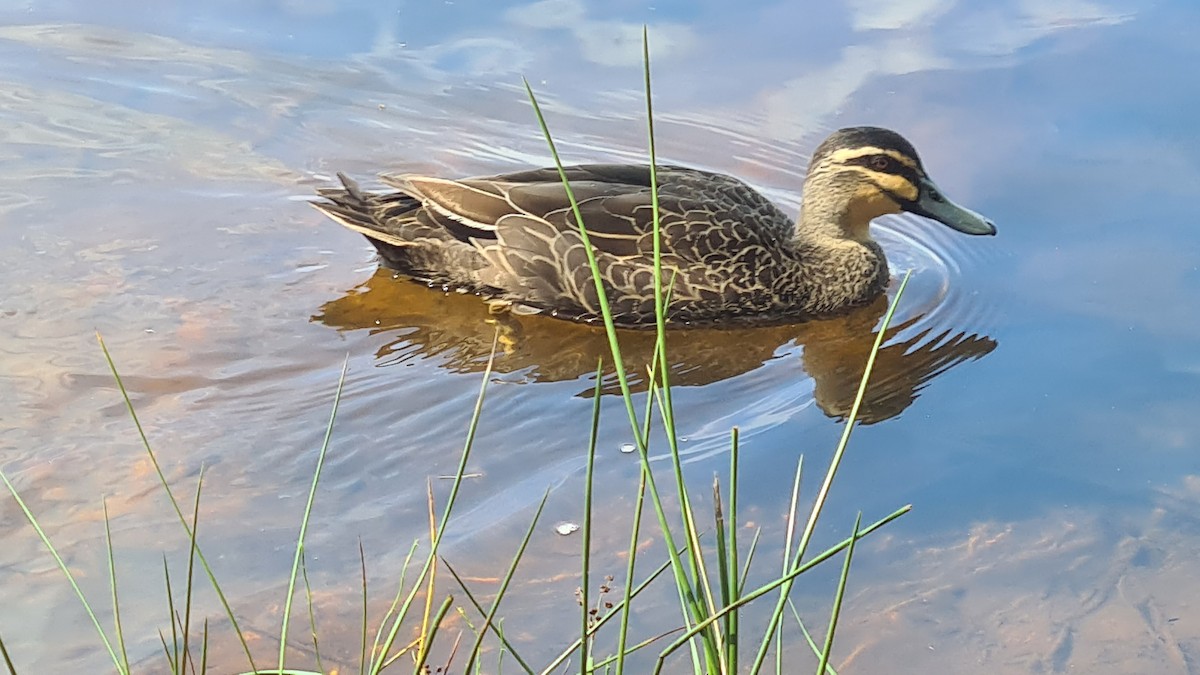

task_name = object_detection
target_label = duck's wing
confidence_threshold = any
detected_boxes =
[380,165,795,323]
[382,164,794,262]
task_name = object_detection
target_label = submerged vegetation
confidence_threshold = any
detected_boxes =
[0,31,914,674]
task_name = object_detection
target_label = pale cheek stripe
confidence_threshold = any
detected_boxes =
[824,146,920,171]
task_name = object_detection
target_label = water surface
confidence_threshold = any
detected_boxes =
[2,0,1199,672]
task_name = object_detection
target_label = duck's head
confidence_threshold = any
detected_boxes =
[802,126,996,240]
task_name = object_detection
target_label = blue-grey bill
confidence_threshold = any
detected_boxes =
[912,177,997,236]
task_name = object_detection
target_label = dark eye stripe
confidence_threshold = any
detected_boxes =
[848,155,923,189]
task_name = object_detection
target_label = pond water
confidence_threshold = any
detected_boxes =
[2,0,1199,672]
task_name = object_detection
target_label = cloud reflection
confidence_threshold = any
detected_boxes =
[504,0,697,67]
[762,0,1136,139]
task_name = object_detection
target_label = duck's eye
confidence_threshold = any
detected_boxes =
[869,155,892,171]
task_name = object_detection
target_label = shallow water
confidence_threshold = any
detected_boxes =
[2,0,1199,672]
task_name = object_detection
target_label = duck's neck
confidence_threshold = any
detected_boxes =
[797,173,887,243]
[785,174,891,313]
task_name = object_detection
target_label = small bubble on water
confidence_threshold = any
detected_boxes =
[555,522,580,536]
[619,443,635,454]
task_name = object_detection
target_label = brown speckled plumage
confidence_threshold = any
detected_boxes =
[313,127,995,327]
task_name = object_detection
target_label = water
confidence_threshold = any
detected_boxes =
[2,0,1198,672]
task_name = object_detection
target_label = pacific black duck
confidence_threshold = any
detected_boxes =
[313,126,995,327]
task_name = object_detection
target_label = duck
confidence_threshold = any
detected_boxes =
[312,126,995,328]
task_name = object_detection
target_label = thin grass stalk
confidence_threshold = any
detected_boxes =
[711,478,732,670]
[749,270,912,673]
[443,564,536,675]
[277,356,348,673]
[200,619,209,675]
[725,427,740,669]
[416,477,439,668]
[102,500,131,675]
[580,361,603,673]
[649,384,722,669]
[378,637,422,671]
[300,550,325,675]
[359,540,368,675]
[788,604,837,675]
[614,464,647,675]
[638,34,722,673]
[522,78,705,662]
[441,631,463,674]
[541,555,678,674]
[371,330,500,673]
[738,527,761,594]
[158,630,173,672]
[0,628,17,675]
[95,333,257,673]
[368,540,419,667]
[461,487,551,673]
[777,455,804,673]
[587,627,685,670]
[181,469,205,675]
[163,556,180,674]
[0,472,123,671]
[652,505,908,674]
[412,595,455,674]
[519,81,640,438]
[816,514,862,675]
[611,355,659,675]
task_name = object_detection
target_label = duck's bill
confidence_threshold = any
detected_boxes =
[908,177,997,236]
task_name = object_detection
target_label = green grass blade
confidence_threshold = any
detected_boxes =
[181,469,204,675]
[789,601,838,674]
[614,465,647,675]
[639,31,720,671]
[371,330,501,673]
[650,384,720,669]
[738,527,761,595]
[359,540,368,675]
[520,78,639,439]
[300,549,325,675]
[96,333,257,673]
[524,75,704,666]
[102,500,131,675]
[816,514,862,675]
[777,454,804,673]
[0,471,122,671]
[412,595,454,674]
[580,360,603,674]
[0,628,17,675]
[162,556,180,674]
[158,630,173,672]
[200,619,209,675]
[749,270,913,673]
[725,427,740,669]
[369,539,418,668]
[711,477,732,668]
[588,626,685,670]
[462,487,551,673]
[444,563,536,675]
[278,355,348,672]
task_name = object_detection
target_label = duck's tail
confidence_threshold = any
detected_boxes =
[311,173,408,244]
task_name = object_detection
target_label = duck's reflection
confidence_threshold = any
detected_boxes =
[314,268,997,424]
